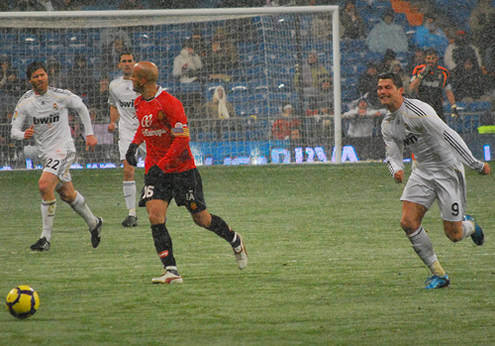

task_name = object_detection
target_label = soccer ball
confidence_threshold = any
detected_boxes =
[5,285,40,319]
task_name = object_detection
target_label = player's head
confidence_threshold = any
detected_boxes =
[377,72,404,111]
[118,51,137,78]
[424,48,439,66]
[26,61,49,95]
[131,61,158,95]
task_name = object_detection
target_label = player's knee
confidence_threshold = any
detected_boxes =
[192,211,210,228]
[444,227,463,243]
[400,218,417,234]
[147,209,164,224]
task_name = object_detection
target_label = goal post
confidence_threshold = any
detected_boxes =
[0,6,344,170]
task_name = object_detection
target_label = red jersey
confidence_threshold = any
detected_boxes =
[132,87,196,173]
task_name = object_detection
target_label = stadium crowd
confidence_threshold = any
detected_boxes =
[0,0,494,167]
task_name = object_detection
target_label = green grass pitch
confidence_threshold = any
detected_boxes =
[1,163,494,345]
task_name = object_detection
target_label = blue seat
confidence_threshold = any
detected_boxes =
[468,101,491,112]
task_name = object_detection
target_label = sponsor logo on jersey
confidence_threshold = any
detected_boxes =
[402,134,418,146]
[33,114,60,125]
[141,114,153,128]
[143,128,167,137]
[119,99,135,108]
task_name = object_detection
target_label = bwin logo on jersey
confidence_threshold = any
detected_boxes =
[119,100,135,108]
[402,134,418,146]
[34,114,60,125]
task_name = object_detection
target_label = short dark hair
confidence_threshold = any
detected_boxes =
[119,50,137,62]
[377,72,403,88]
[26,61,46,80]
[424,48,438,57]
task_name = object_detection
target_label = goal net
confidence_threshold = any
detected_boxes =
[0,6,346,170]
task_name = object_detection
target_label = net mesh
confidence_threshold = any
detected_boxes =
[0,8,342,169]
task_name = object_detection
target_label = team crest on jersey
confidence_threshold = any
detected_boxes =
[157,111,165,120]
[13,111,18,119]
[53,103,59,111]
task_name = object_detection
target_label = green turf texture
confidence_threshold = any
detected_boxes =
[1,163,494,345]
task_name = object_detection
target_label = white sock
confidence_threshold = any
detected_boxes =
[462,220,475,239]
[407,226,438,267]
[40,199,56,241]
[123,181,136,216]
[69,191,97,230]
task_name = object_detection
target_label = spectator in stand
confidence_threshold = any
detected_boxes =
[340,0,367,40]
[0,66,26,100]
[405,48,425,75]
[118,0,145,9]
[38,0,55,11]
[186,27,208,59]
[342,97,386,138]
[312,13,343,41]
[444,30,483,71]
[272,104,301,140]
[202,86,235,120]
[312,73,334,116]
[172,40,203,83]
[100,29,132,52]
[13,0,46,10]
[469,0,495,55]
[294,51,329,97]
[357,61,380,108]
[211,27,239,69]
[412,12,449,54]
[366,9,408,54]
[389,59,411,96]
[377,49,397,74]
[202,38,235,83]
[0,55,24,97]
[484,38,495,91]
[102,36,130,77]
[46,56,66,89]
[410,48,458,121]
[66,53,97,100]
[90,74,111,118]
[53,0,80,10]
[450,57,489,102]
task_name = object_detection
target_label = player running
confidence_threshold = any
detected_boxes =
[378,72,490,289]
[125,61,247,284]
[11,61,103,251]
[108,51,145,227]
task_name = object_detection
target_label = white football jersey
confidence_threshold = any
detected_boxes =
[381,97,484,175]
[11,87,93,159]
[108,76,139,134]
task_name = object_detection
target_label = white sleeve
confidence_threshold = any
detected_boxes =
[420,115,485,172]
[382,122,404,176]
[11,109,27,141]
[69,95,94,137]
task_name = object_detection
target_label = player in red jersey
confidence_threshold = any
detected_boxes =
[125,61,247,284]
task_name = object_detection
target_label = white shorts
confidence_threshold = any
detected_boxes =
[118,128,146,161]
[43,150,76,183]
[401,166,467,222]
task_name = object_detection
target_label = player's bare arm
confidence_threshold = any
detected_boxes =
[108,105,120,132]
